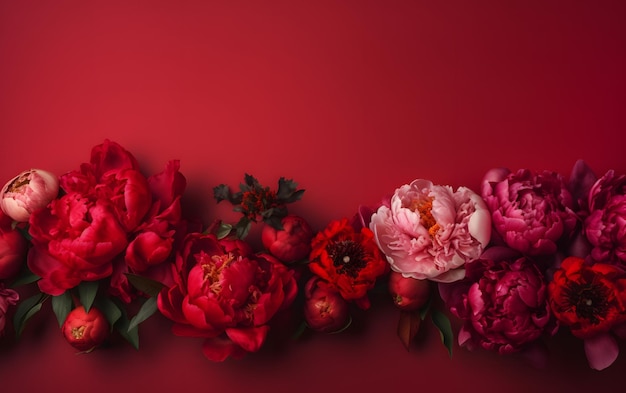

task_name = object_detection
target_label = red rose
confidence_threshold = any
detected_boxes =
[303,276,350,333]
[548,256,626,339]
[261,215,313,263]
[309,218,388,309]
[62,306,109,352]
[157,233,297,361]
[28,194,128,295]
[0,211,28,279]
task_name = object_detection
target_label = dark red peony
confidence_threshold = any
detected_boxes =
[309,218,387,309]
[303,276,350,333]
[0,210,28,279]
[157,233,297,361]
[261,214,313,263]
[388,271,431,311]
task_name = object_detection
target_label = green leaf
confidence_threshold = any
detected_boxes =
[94,296,122,332]
[213,184,231,203]
[264,215,284,230]
[276,177,298,200]
[51,291,73,327]
[243,173,259,188]
[114,313,139,350]
[431,309,454,357]
[127,297,158,332]
[13,293,48,337]
[125,273,165,298]
[78,280,99,312]
[284,189,305,203]
[419,296,433,320]
[10,270,41,288]
[216,223,232,239]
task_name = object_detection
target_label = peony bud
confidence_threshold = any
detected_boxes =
[0,284,19,335]
[303,277,350,333]
[0,211,28,279]
[1,169,59,222]
[62,306,109,352]
[261,215,313,264]
[388,271,431,311]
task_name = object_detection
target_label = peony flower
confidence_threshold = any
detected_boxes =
[369,179,491,283]
[584,170,626,267]
[0,168,59,222]
[548,256,626,370]
[0,210,28,279]
[157,233,297,361]
[388,271,431,311]
[481,168,577,256]
[0,284,19,335]
[439,247,556,357]
[261,214,313,263]
[303,276,350,333]
[61,306,110,352]
[309,218,387,309]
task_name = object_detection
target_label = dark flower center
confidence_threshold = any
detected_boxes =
[327,240,366,278]
[241,188,278,218]
[563,281,611,325]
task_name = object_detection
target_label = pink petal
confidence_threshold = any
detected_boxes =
[584,333,619,370]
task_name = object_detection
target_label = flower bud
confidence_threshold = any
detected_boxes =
[0,211,28,279]
[0,284,19,335]
[303,277,350,333]
[62,306,109,352]
[388,271,431,311]
[261,215,313,264]
[1,169,59,222]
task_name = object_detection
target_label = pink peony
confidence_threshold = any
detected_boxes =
[369,179,491,283]
[481,168,577,256]
[0,168,59,222]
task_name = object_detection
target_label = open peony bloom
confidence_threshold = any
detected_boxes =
[0,169,59,222]
[584,170,626,267]
[369,179,491,283]
[157,233,297,361]
[481,168,577,256]
[548,256,626,370]
[439,247,557,359]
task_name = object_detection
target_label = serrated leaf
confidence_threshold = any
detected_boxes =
[213,184,231,203]
[78,281,99,312]
[397,310,421,351]
[243,173,259,188]
[13,293,48,337]
[51,291,73,327]
[276,177,298,200]
[283,189,305,204]
[216,223,232,239]
[94,296,122,332]
[125,273,165,298]
[127,296,158,332]
[431,309,454,357]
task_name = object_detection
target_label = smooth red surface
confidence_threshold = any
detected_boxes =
[1,1,625,392]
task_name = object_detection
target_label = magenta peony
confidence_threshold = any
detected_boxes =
[481,168,577,256]
[439,247,556,356]
[0,168,59,222]
[157,233,297,361]
[369,179,491,283]
[584,170,626,267]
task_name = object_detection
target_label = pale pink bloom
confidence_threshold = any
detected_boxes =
[369,179,491,283]
[1,169,59,222]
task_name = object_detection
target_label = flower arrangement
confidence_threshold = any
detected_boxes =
[1,140,625,370]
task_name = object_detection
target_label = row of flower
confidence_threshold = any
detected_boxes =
[0,140,625,370]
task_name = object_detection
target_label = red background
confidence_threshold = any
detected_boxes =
[1,1,625,391]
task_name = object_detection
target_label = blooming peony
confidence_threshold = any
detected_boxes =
[157,233,297,361]
[481,168,577,256]
[369,179,491,283]
[439,247,556,356]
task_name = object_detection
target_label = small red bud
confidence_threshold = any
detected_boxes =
[388,271,431,311]
[303,277,350,333]
[62,306,109,352]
